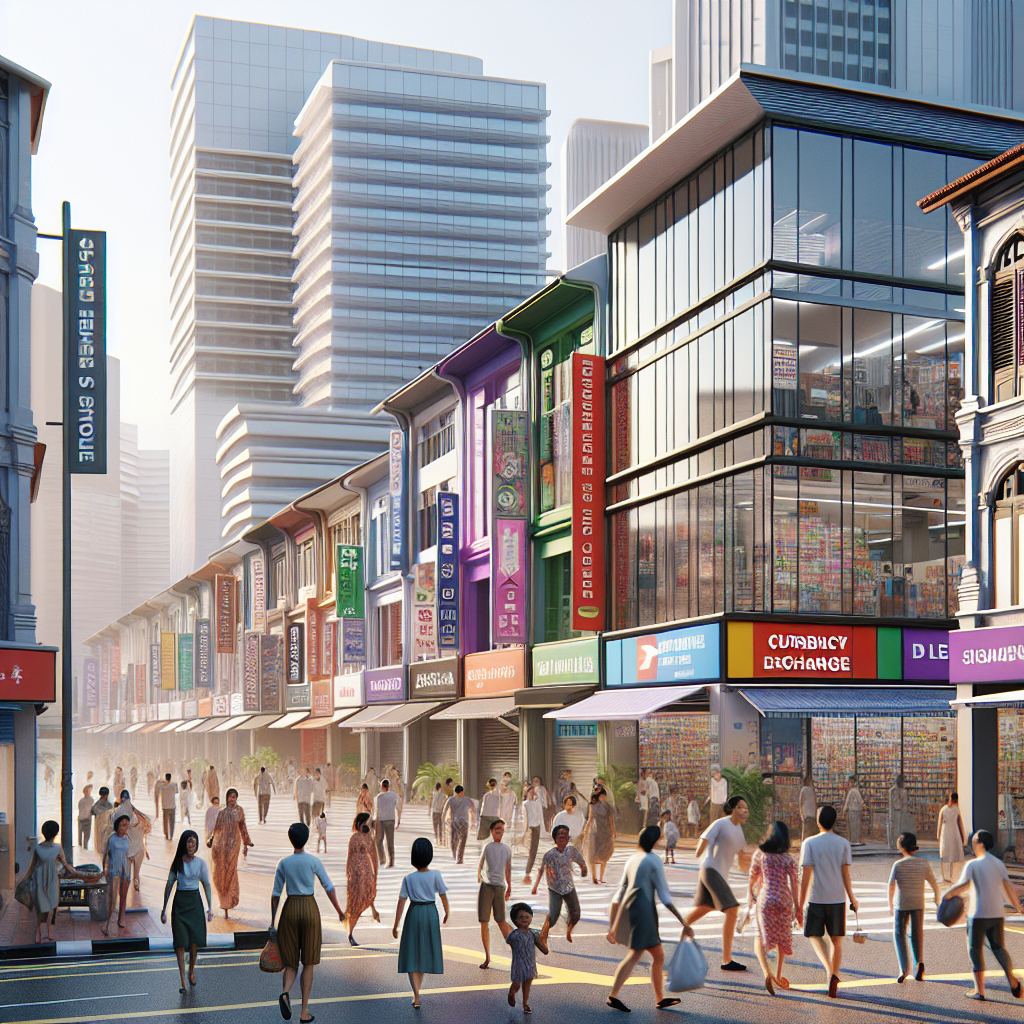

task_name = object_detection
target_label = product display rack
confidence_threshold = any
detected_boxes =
[639,713,710,815]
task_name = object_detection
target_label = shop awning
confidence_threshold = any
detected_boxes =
[124,723,145,734]
[432,696,517,720]
[293,709,360,729]
[740,687,957,719]
[176,720,204,733]
[543,685,709,721]
[105,723,132,734]
[515,685,596,709]
[191,718,225,733]
[234,714,286,730]
[159,720,184,733]
[140,721,166,734]
[341,706,392,728]
[352,702,444,730]
[269,712,309,729]
[212,715,251,732]
[949,689,1024,709]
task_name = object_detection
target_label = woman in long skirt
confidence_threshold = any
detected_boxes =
[345,812,379,945]
[936,791,966,883]
[393,838,450,1008]
[18,820,87,942]
[580,788,617,884]
[748,821,801,994]
[208,788,253,917]
[161,829,213,992]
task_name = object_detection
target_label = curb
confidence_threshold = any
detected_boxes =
[0,930,270,960]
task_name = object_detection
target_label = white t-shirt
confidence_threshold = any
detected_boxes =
[523,799,544,828]
[955,853,1011,920]
[799,786,817,819]
[710,776,729,804]
[551,809,585,842]
[479,839,511,886]
[800,830,852,905]
[700,817,746,879]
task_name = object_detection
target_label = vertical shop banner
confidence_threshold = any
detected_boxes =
[83,657,98,709]
[215,574,236,653]
[150,643,161,692]
[66,229,107,474]
[323,620,337,681]
[436,492,460,650]
[99,645,110,709]
[389,430,405,570]
[491,409,528,517]
[243,631,260,712]
[306,598,327,681]
[134,663,146,705]
[160,633,176,690]
[288,622,304,683]
[336,546,364,618]
[342,618,365,664]
[196,618,211,689]
[125,665,134,706]
[413,563,437,660]
[177,634,194,692]
[110,646,121,708]
[251,556,266,632]
[259,634,284,714]
[490,408,528,644]
[571,352,606,630]
[311,679,332,717]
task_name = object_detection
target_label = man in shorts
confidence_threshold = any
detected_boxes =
[684,794,749,971]
[533,824,587,943]
[477,817,512,969]
[799,804,859,998]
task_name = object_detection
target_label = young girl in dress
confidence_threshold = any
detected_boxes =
[503,903,549,1013]
[316,811,328,853]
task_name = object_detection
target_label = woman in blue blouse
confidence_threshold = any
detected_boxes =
[160,829,213,993]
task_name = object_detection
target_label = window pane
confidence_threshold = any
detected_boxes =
[638,499,656,625]
[900,316,947,428]
[902,147,949,282]
[853,472,892,615]
[772,299,800,417]
[773,127,799,262]
[798,470,843,613]
[798,302,842,421]
[798,131,842,268]
[852,308,894,425]
[900,477,948,619]
[674,490,691,615]
[853,140,893,276]
[734,135,755,278]
[773,468,798,612]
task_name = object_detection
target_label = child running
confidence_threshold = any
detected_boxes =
[503,902,549,1013]
[660,811,679,864]
[316,811,328,854]
[887,831,940,983]
[533,824,587,943]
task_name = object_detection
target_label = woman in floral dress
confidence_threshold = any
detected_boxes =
[580,787,616,884]
[747,820,801,995]
[345,812,379,945]
[208,788,253,917]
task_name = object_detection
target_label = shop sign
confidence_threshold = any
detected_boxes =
[286,683,310,710]
[169,700,184,720]
[196,619,211,688]
[491,408,528,517]
[949,622,1024,684]
[607,624,720,687]
[213,694,229,716]
[493,519,527,643]
[365,666,406,704]
[409,656,460,700]
[334,671,364,708]
[215,574,236,654]
[259,634,284,714]
[436,492,460,650]
[389,430,405,570]
[198,697,212,718]
[125,665,135,706]
[324,620,337,681]
[84,656,98,709]
[0,646,57,702]
[614,723,637,738]
[158,702,170,720]
[311,679,332,717]
[183,698,198,719]
[903,628,949,680]
[532,638,600,686]
[251,556,265,632]
[134,663,146,704]
[178,634,194,692]
[735,623,876,679]
[243,631,260,712]
[160,633,176,690]
[307,599,328,681]
[230,692,244,716]
[342,618,365,664]
[336,546,364,618]
[571,352,606,631]
[413,563,437,659]
[110,646,121,705]
[287,623,304,683]
[556,722,597,738]
[772,343,797,390]
[464,647,524,697]
[150,643,161,690]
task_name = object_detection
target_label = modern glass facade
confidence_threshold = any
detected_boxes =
[607,123,977,630]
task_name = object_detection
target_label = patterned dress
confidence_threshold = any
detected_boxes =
[506,927,543,982]
[748,849,798,956]
[583,800,615,862]
[210,804,251,910]
[345,829,378,921]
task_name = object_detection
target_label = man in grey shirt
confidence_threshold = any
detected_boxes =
[294,768,314,826]
[159,773,179,841]
[253,766,276,825]
[374,778,399,867]
[311,768,327,820]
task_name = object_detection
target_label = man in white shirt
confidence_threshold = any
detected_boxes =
[253,766,276,824]
[705,767,729,822]
[374,778,399,867]
[204,796,220,844]
[841,776,864,845]
[311,768,327,819]
[498,771,517,833]
[431,783,446,845]
[799,775,817,841]
[799,804,859,999]
[521,785,545,883]
[477,818,512,969]
[294,768,314,826]
[478,778,501,840]
[684,794,749,971]
[946,828,1023,1000]
[646,772,661,827]
[159,774,179,840]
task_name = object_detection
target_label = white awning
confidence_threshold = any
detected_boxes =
[341,706,393,728]
[212,715,251,732]
[124,723,145,734]
[293,709,360,729]
[544,685,709,721]
[358,702,445,730]
[950,689,1024,709]
[191,718,225,733]
[431,696,517,721]
[234,714,286,730]
[176,720,203,733]
[269,712,309,729]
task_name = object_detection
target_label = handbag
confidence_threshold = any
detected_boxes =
[851,912,867,944]
[667,935,708,992]
[14,874,35,910]
[937,894,966,928]
[259,935,283,973]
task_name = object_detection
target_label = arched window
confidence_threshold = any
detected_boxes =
[992,233,1024,401]
[993,464,1024,606]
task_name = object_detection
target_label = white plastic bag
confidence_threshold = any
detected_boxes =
[667,935,708,992]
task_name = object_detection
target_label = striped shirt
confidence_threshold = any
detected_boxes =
[888,855,937,911]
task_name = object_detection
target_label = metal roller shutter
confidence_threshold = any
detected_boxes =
[478,717,519,785]
[552,725,600,793]
[379,730,404,775]
[426,719,457,767]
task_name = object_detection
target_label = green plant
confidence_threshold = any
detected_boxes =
[241,747,283,781]
[721,766,774,845]
[412,760,461,799]
[597,762,639,814]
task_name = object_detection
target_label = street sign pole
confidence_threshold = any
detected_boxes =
[59,200,73,861]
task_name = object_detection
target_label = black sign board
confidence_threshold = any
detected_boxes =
[409,656,460,701]
[287,623,304,683]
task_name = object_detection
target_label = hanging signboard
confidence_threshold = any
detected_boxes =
[99,645,110,710]
[311,679,332,718]
[84,657,98,709]
[389,430,405,570]
[342,618,365,664]
[436,492,460,650]
[196,618,211,689]
[286,683,311,710]
[491,409,528,517]
[160,633,176,690]
[571,352,606,630]
[287,622,304,683]
[110,646,121,707]
[134,662,146,704]
[259,633,283,714]
[364,665,406,704]
[323,620,337,682]
[212,693,229,717]
[251,556,266,632]
[306,598,327,681]
[334,670,364,708]
[215,574,236,654]
[336,546,364,618]
[243,631,260,712]
[150,643,161,691]
[492,518,527,643]
[413,562,437,660]
[177,633,194,692]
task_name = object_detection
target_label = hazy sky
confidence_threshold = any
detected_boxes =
[2,0,666,447]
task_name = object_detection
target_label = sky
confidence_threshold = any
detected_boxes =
[2,0,667,448]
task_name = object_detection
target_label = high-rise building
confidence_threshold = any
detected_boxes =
[169,16,550,574]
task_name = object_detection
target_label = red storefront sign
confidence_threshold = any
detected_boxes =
[215,574,236,653]
[571,352,606,631]
[464,647,524,697]
[310,678,332,718]
[752,623,876,679]
[0,646,57,702]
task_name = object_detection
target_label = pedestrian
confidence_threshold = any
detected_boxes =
[661,785,680,826]
[113,765,124,797]
[888,774,913,849]
[204,796,220,845]
[799,804,859,999]
[550,794,585,844]
[504,902,548,1013]
[311,768,327,821]
[642,772,660,827]
[315,812,327,854]
[324,763,335,808]
[19,820,87,942]
[705,766,728,822]
[842,776,865,845]
[659,810,679,864]
[581,787,616,882]
[208,788,253,919]
[799,774,817,842]
[159,773,179,841]
[102,813,133,935]
[937,791,966,883]
[92,786,115,856]
[443,784,474,864]
[204,764,220,805]
[478,778,501,840]
[499,772,517,832]
[130,765,138,796]
[345,812,380,945]
[477,818,512,969]
[77,785,94,851]
[521,785,544,884]
[180,777,193,826]
[294,768,314,827]
[605,826,687,1012]
[146,768,155,797]
[684,794,750,973]
[117,790,152,893]
[356,782,373,822]
[887,830,940,984]
[364,766,378,799]
[531,775,553,832]
[254,766,276,825]
[390,767,406,828]
[945,828,1024,1001]
[686,795,701,838]
[431,782,445,845]
[393,837,451,1008]
[271,822,345,1024]
[532,824,587,943]
[748,820,801,996]
[375,778,399,868]
[160,829,213,993]
[553,771,570,810]
[188,768,201,809]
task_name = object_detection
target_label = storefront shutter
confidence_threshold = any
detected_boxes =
[552,728,601,792]
[478,717,519,785]
[426,719,457,768]
[0,711,12,744]
[379,730,404,774]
